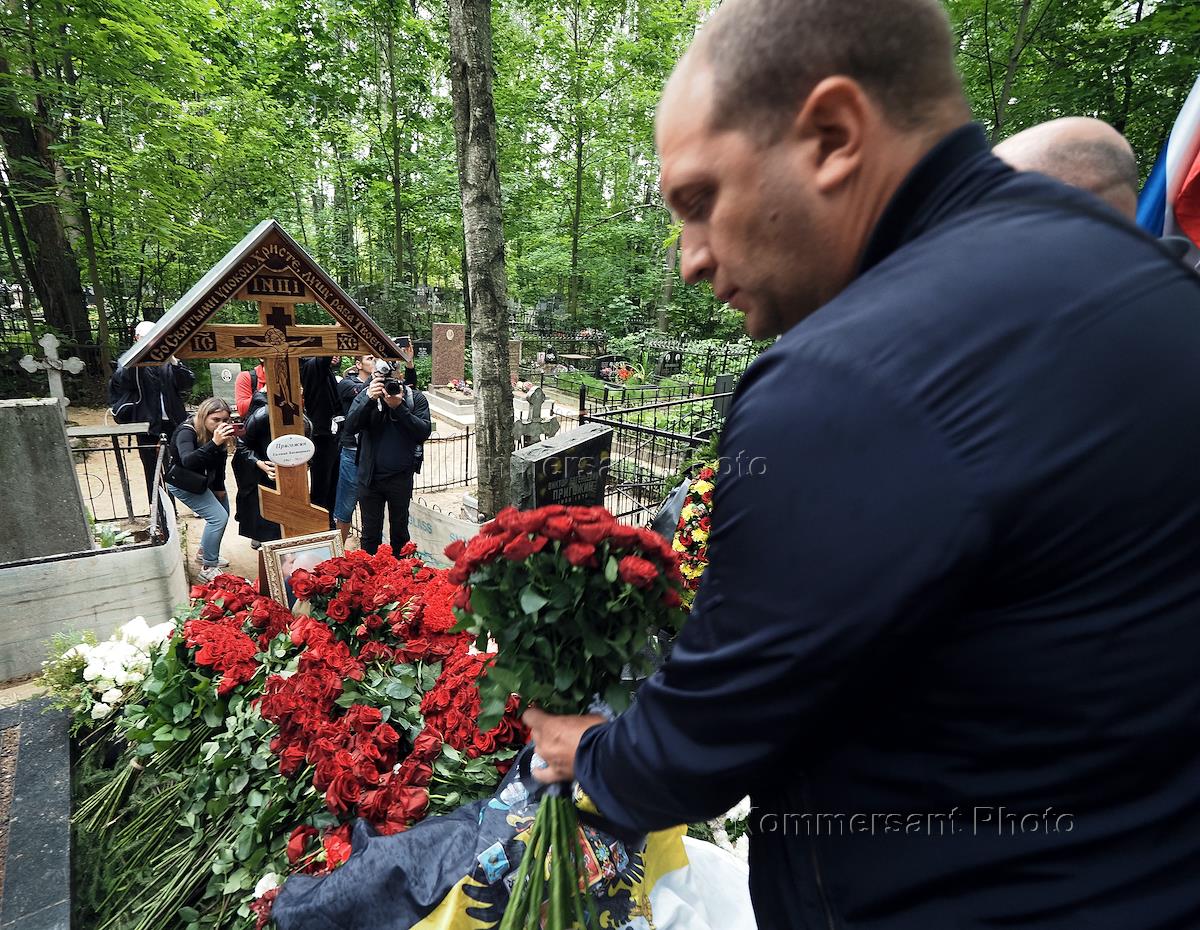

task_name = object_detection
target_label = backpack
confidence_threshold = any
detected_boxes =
[109,368,142,425]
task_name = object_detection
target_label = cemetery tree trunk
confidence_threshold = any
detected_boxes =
[448,0,513,519]
[0,57,89,344]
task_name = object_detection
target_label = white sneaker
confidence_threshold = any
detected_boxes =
[197,565,222,583]
[197,556,230,569]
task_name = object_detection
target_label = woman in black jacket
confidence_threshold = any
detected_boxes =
[166,397,234,582]
[232,390,312,547]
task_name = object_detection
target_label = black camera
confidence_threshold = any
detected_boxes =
[373,359,404,396]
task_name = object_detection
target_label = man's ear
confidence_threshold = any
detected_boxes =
[793,76,870,194]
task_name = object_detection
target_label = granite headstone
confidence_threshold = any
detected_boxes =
[510,423,613,511]
[432,323,465,386]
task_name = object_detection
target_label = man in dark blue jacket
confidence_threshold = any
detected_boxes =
[524,1,1200,927]
[343,363,431,555]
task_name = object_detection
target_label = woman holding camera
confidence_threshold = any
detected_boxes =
[166,397,235,583]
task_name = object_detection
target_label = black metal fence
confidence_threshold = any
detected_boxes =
[580,390,731,525]
[70,428,159,523]
[413,428,477,494]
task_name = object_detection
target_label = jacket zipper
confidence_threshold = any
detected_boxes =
[802,777,838,930]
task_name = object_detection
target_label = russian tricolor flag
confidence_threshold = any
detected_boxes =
[1137,72,1200,250]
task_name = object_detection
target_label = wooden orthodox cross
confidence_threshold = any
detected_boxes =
[116,221,399,539]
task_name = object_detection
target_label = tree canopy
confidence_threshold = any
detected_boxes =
[1,0,1197,371]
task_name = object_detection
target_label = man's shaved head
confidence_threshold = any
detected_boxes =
[994,117,1139,220]
[689,0,967,140]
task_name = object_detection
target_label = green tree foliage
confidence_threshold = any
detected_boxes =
[0,0,1197,387]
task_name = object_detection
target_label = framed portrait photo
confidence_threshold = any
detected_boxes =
[261,530,344,610]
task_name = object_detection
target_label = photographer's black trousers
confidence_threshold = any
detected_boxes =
[358,471,414,555]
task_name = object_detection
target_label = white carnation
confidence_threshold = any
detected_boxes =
[254,872,279,897]
[90,702,112,720]
[101,688,123,704]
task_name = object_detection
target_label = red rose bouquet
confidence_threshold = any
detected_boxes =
[445,504,686,930]
[446,504,686,730]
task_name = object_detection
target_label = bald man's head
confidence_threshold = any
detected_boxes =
[994,117,1138,220]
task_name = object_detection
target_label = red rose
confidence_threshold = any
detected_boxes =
[543,516,574,540]
[473,729,498,754]
[391,785,429,821]
[608,524,643,548]
[448,564,469,585]
[502,534,536,561]
[326,771,363,814]
[326,598,351,622]
[515,511,547,534]
[375,723,400,751]
[315,574,338,595]
[279,743,308,777]
[412,728,442,761]
[573,521,612,544]
[495,507,521,530]
[563,542,596,567]
[444,539,467,563]
[363,613,384,631]
[465,534,505,567]
[290,570,317,600]
[662,587,683,609]
[350,705,383,730]
[287,825,318,864]
[618,555,659,589]
[322,826,353,868]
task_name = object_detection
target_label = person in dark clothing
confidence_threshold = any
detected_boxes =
[232,389,312,547]
[300,355,341,520]
[166,397,233,582]
[333,349,417,542]
[523,2,1200,929]
[343,361,430,555]
[108,319,195,501]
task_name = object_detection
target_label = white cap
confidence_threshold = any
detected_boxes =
[134,320,155,340]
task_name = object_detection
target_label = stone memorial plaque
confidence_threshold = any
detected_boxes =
[510,423,613,511]
[432,323,466,386]
[209,363,242,406]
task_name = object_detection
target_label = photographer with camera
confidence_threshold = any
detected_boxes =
[332,346,416,543]
[342,351,430,555]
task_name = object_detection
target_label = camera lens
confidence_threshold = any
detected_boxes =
[385,378,403,396]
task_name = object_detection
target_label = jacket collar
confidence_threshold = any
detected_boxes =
[857,123,1009,276]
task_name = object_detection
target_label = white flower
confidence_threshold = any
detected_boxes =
[726,796,752,822]
[101,688,123,704]
[90,702,112,720]
[732,833,750,862]
[254,872,280,897]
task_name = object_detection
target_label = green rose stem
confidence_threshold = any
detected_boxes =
[500,785,597,930]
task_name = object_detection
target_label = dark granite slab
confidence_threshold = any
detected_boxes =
[0,698,70,930]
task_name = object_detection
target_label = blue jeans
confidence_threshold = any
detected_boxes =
[167,484,229,567]
[332,447,360,524]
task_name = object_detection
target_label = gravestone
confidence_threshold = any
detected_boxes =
[508,339,522,385]
[209,362,242,407]
[0,398,92,562]
[432,323,466,386]
[655,348,684,378]
[713,373,736,419]
[510,423,613,511]
[413,339,432,362]
[18,332,85,414]
[592,354,625,379]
